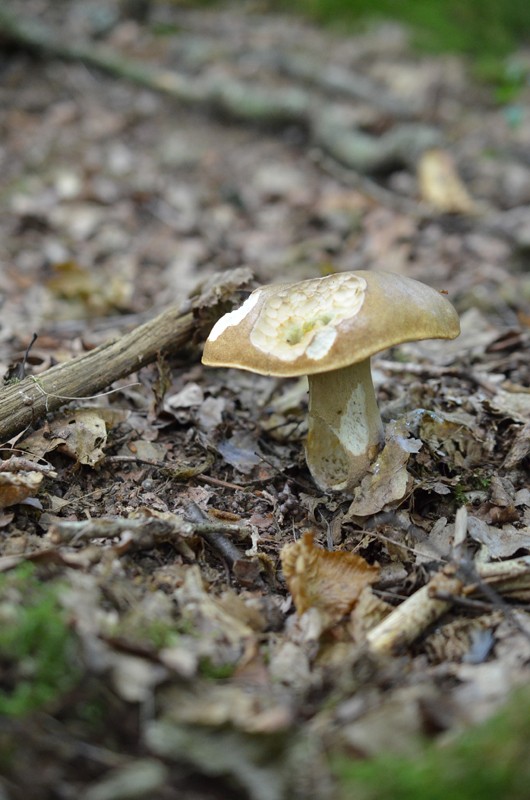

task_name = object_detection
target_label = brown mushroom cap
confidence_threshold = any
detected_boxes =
[202,270,460,377]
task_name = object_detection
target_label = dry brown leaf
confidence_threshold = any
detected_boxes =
[346,422,420,518]
[159,682,292,733]
[280,532,379,628]
[504,422,530,468]
[175,565,256,645]
[467,515,530,558]
[425,612,502,664]
[0,471,43,509]
[418,148,475,214]
[21,408,127,466]
[45,258,134,317]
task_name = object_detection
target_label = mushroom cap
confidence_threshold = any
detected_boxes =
[202,270,460,377]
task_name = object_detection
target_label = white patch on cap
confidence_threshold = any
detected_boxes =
[250,273,367,362]
[306,327,337,360]
[207,292,260,342]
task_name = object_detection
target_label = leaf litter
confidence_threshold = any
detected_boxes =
[0,1,530,798]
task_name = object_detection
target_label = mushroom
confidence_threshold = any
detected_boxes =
[202,270,460,493]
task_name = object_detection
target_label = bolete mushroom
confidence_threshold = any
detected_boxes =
[202,270,460,492]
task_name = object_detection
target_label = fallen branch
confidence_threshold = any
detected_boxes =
[368,556,530,655]
[0,268,252,444]
[48,513,251,546]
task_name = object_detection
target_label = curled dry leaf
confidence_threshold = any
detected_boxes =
[21,408,128,466]
[467,515,530,559]
[418,148,475,214]
[346,421,421,518]
[0,470,43,509]
[504,421,530,468]
[280,532,379,629]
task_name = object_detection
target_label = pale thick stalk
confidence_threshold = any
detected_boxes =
[305,358,384,492]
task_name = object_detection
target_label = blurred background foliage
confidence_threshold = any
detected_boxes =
[173,0,529,101]
[273,0,530,100]
[279,0,530,59]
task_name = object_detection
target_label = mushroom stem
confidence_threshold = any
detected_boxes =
[305,358,384,493]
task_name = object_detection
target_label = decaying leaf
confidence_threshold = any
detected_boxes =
[111,653,168,703]
[280,532,379,629]
[418,148,475,214]
[45,258,134,317]
[467,515,530,558]
[78,761,169,800]
[425,612,502,665]
[175,565,257,645]
[503,422,530,468]
[338,685,443,758]
[21,408,128,466]
[218,433,262,474]
[159,682,292,733]
[418,408,487,468]
[0,470,43,509]
[486,390,530,423]
[146,720,293,800]
[346,421,421,518]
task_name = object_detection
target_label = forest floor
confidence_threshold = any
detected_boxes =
[1,2,530,799]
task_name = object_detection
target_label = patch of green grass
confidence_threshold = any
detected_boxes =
[278,0,530,59]
[0,564,80,717]
[335,687,530,800]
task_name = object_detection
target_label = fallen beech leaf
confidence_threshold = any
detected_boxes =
[346,421,420,518]
[467,515,530,558]
[418,148,475,214]
[218,433,262,474]
[0,471,43,509]
[21,408,127,466]
[0,511,15,528]
[46,258,133,316]
[504,422,530,468]
[280,532,379,628]
[486,391,530,423]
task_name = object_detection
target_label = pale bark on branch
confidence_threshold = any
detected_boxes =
[0,269,252,444]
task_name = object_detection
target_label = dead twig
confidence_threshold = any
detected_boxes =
[184,503,246,566]
[0,268,252,445]
[0,457,56,476]
[48,513,253,547]
[367,507,530,654]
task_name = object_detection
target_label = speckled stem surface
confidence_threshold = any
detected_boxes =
[305,358,384,493]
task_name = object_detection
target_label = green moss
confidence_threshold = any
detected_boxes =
[453,483,469,506]
[198,656,236,680]
[335,687,530,800]
[0,564,80,717]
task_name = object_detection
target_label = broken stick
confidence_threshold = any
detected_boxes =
[0,268,252,444]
